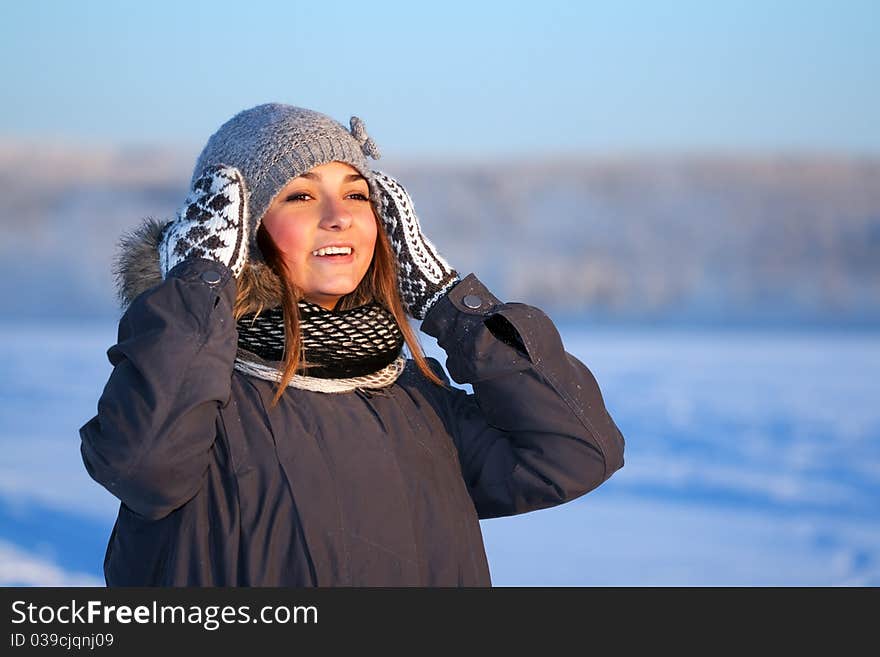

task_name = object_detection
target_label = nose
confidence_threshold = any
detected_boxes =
[319,197,353,231]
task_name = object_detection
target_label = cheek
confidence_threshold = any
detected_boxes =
[360,214,378,252]
[364,222,378,252]
[265,220,309,259]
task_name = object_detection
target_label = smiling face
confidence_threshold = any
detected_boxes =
[260,161,378,310]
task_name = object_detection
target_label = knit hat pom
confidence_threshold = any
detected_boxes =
[350,116,381,160]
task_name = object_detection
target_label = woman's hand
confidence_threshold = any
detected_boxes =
[159,164,250,279]
[372,170,460,319]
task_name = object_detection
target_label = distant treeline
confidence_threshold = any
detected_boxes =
[1,143,878,326]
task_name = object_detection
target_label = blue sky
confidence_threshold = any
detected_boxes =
[1,0,877,156]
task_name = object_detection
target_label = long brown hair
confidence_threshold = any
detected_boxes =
[233,205,447,408]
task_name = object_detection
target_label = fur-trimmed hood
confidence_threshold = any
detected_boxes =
[113,217,285,315]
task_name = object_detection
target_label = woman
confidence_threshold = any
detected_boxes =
[79,103,626,586]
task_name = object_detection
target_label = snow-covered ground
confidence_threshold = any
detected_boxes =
[1,319,877,586]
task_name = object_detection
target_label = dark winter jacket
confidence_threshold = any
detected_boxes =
[79,223,625,586]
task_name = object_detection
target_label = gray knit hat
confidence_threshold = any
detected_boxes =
[190,102,382,263]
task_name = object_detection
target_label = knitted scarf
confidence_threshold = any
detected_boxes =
[233,300,407,393]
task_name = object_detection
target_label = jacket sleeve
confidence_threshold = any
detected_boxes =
[79,258,238,521]
[420,273,625,520]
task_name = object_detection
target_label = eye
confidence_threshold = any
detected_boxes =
[347,192,370,201]
[285,192,312,202]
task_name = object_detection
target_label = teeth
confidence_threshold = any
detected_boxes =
[313,246,352,256]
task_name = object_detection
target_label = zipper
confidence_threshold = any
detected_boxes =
[355,386,391,399]
[354,386,390,432]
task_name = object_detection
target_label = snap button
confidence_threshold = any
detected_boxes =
[462,294,483,309]
[200,270,222,285]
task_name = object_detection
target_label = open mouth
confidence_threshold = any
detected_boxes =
[312,245,354,262]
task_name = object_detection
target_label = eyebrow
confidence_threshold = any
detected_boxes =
[295,172,366,183]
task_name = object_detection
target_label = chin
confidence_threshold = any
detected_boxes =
[300,272,368,301]
[317,282,361,297]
